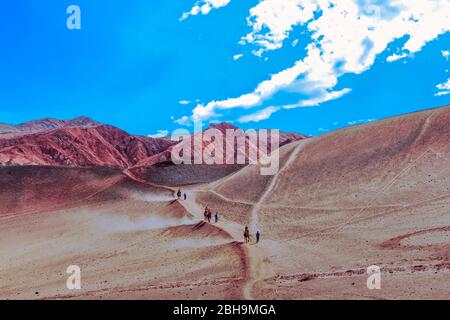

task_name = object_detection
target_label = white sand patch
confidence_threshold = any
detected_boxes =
[131,192,175,202]
[93,214,193,232]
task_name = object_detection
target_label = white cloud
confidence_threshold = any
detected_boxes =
[442,50,450,60]
[283,88,352,109]
[386,53,408,62]
[174,116,191,126]
[436,78,450,96]
[233,54,244,61]
[435,91,450,96]
[238,106,280,123]
[149,130,169,138]
[179,100,191,105]
[241,0,318,55]
[178,0,450,124]
[437,78,450,90]
[180,0,231,21]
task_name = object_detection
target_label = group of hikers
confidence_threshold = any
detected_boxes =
[176,189,187,201]
[176,189,261,244]
[203,206,219,223]
[244,226,261,244]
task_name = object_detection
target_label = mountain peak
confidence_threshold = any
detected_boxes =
[208,122,239,132]
[68,116,100,126]
[16,116,100,132]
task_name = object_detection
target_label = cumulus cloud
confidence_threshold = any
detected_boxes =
[241,0,318,55]
[178,0,450,124]
[233,54,244,61]
[238,106,280,123]
[180,0,231,21]
[149,130,169,138]
[174,115,191,126]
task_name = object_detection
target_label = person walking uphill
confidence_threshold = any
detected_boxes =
[244,226,250,243]
[207,208,212,223]
[256,231,261,243]
[204,207,209,221]
[177,189,182,199]
[214,212,219,223]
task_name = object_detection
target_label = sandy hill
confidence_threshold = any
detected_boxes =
[0,165,245,300]
[3,106,450,299]
[194,104,450,299]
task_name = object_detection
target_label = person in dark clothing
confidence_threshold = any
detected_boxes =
[204,207,209,221]
[207,209,212,223]
[214,212,219,223]
[256,231,261,243]
[244,226,250,243]
[177,189,181,199]
[184,193,187,200]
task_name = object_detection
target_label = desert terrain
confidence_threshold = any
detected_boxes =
[1,106,450,299]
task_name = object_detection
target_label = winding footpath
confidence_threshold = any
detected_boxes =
[124,140,308,299]
[178,189,267,300]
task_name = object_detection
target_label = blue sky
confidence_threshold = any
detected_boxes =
[0,0,449,136]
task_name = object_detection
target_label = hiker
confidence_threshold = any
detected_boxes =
[184,193,187,200]
[214,212,219,223]
[207,209,212,223]
[204,207,209,221]
[256,231,261,243]
[177,189,181,199]
[244,226,250,243]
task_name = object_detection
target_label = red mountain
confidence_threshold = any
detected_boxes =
[0,123,175,168]
[0,116,101,137]
[134,122,308,167]
[0,118,307,177]
[16,116,100,133]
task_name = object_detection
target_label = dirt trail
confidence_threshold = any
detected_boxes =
[248,140,308,232]
[170,141,309,299]
[124,141,308,299]
[125,163,288,300]
[171,187,273,300]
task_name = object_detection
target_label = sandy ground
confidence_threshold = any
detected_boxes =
[193,107,450,299]
[0,178,246,300]
[2,106,450,300]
